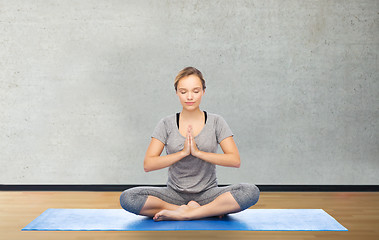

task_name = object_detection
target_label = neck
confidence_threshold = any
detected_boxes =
[180,108,203,120]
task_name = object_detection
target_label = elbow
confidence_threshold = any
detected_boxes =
[225,153,240,168]
[144,166,151,173]
[234,155,241,168]
[143,158,152,172]
[144,165,152,173]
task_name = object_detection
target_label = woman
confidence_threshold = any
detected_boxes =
[120,67,259,221]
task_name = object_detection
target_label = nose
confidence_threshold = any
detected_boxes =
[187,92,193,100]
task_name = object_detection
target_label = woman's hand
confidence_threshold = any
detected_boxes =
[182,128,191,157]
[188,125,200,157]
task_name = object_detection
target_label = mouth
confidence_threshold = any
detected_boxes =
[185,102,195,106]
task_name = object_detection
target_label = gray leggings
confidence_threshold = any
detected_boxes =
[120,183,260,215]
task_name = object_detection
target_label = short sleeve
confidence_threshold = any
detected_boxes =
[215,115,234,144]
[151,118,168,145]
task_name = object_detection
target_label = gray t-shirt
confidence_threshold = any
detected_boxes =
[151,112,234,193]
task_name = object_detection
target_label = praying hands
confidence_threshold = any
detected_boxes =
[182,125,200,158]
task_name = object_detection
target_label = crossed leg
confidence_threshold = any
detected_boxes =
[138,196,180,217]
[139,192,241,221]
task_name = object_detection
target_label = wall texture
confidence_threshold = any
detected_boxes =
[0,0,378,185]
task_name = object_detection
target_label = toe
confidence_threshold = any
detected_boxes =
[153,212,162,221]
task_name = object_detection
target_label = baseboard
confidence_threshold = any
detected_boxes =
[1,184,378,192]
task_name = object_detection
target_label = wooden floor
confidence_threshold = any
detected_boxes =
[1,191,378,240]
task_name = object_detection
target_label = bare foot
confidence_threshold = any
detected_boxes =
[187,200,223,219]
[153,205,191,221]
[187,200,201,208]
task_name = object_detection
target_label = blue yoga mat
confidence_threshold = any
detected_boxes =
[22,209,347,231]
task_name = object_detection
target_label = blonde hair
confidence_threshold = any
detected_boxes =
[174,67,206,91]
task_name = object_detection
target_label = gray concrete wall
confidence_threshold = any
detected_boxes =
[0,0,378,185]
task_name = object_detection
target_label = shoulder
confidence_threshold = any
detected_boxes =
[155,114,176,129]
[206,112,228,124]
[159,113,176,123]
[206,112,233,141]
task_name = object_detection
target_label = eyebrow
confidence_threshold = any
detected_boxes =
[178,87,202,91]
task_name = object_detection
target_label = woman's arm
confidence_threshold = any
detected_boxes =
[192,136,241,168]
[143,136,190,172]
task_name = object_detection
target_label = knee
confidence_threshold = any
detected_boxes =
[119,188,147,215]
[243,183,260,205]
[231,183,260,210]
[119,189,133,212]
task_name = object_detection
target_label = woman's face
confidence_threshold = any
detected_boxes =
[176,74,205,111]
